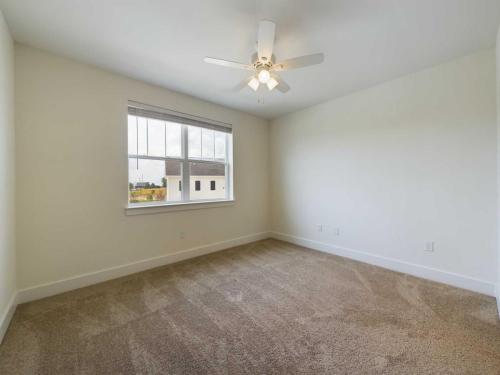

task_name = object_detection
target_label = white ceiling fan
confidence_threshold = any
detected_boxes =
[204,20,324,93]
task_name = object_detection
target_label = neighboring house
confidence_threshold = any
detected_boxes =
[129,160,226,203]
[165,161,225,201]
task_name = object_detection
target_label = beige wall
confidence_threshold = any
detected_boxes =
[15,44,269,289]
[0,10,15,331]
[271,49,497,284]
[12,42,499,299]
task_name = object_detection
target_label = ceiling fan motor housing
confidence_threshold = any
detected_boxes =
[251,52,275,70]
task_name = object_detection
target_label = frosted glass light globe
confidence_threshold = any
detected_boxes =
[248,77,260,91]
[258,69,270,83]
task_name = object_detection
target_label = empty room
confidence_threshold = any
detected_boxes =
[1,0,500,374]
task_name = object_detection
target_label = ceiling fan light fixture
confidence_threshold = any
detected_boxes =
[248,77,260,91]
[204,20,324,95]
[258,69,270,83]
[267,77,279,91]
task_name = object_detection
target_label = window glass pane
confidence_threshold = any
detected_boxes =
[128,158,165,203]
[128,159,183,203]
[188,126,201,159]
[147,119,165,157]
[214,131,226,161]
[201,129,214,160]
[128,107,233,205]
[128,115,138,155]
[166,122,182,157]
[137,116,148,155]
[189,162,226,200]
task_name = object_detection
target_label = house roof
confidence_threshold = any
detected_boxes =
[166,160,224,176]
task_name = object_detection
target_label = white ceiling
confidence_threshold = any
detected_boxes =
[1,0,500,119]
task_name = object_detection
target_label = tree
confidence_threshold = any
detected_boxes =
[162,177,167,188]
[129,183,134,191]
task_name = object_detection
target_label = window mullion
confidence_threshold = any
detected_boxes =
[164,121,167,157]
[146,118,149,156]
[135,116,139,169]
[181,125,190,201]
[128,154,183,162]
[200,128,203,160]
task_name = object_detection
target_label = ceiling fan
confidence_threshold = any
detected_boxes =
[204,20,324,93]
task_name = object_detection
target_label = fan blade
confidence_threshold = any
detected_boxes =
[233,76,254,91]
[275,76,290,93]
[257,20,275,63]
[273,53,324,71]
[204,57,252,70]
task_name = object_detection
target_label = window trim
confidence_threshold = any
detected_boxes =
[125,199,235,216]
[127,103,234,212]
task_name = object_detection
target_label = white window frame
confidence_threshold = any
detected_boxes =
[126,102,234,215]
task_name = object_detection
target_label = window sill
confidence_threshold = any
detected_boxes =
[125,199,235,216]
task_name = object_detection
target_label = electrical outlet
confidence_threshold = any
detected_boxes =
[425,241,435,252]
[332,227,340,236]
[316,224,323,233]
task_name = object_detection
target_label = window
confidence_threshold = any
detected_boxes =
[128,102,233,206]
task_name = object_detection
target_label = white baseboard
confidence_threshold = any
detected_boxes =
[271,231,496,297]
[17,232,271,304]
[11,230,499,321]
[0,292,18,344]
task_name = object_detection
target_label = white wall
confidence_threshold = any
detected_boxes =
[0,9,15,340]
[11,42,499,302]
[15,44,269,290]
[271,49,497,291]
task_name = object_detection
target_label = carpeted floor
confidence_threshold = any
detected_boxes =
[0,239,499,374]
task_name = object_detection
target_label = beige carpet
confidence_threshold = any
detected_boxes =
[1,239,499,374]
